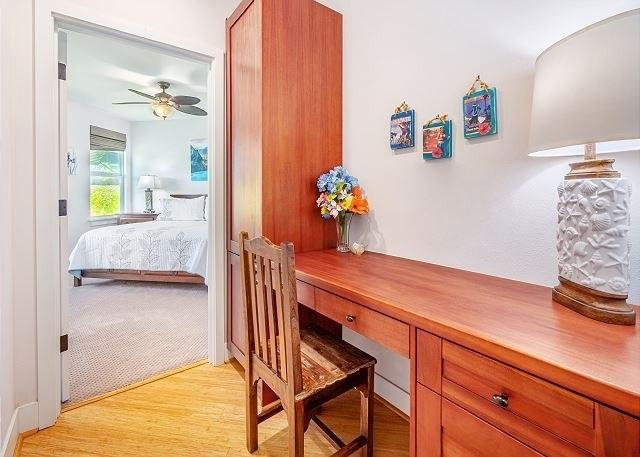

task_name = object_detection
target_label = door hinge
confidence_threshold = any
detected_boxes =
[59,199,67,216]
[58,62,67,81]
[60,334,68,353]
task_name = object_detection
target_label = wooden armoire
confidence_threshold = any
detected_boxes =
[226,0,343,364]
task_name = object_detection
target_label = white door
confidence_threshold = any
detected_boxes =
[58,29,70,403]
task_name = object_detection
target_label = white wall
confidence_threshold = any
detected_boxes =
[67,100,132,249]
[317,0,640,414]
[1,0,238,447]
[130,119,208,212]
[0,0,16,442]
[1,0,33,445]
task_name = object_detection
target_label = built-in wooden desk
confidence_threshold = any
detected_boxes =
[294,250,640,457]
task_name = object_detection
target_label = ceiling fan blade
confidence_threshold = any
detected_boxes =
[171,95,200,106]
[128,89,157,100]
[112,101,151,105]
[175,105,207,116]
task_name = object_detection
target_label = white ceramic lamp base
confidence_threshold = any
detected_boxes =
[555,176,635,324]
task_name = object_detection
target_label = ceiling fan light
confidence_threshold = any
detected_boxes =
[151,101,174,120]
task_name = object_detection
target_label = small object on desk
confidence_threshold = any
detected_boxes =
[316,166,370,252]
[350,242,366,255]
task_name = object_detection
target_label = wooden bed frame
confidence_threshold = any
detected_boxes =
[73,194,207,286]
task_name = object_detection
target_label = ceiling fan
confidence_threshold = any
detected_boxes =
[113,81,207,120]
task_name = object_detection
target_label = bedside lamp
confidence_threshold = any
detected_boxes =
[138,175,160,213]
[529,10,640,324]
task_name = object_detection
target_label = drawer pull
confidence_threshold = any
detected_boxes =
[346,314,356,323]
[491,393,509,409]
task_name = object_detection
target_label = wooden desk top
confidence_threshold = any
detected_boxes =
[295,250,640,417]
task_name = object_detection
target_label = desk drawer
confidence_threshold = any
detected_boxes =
[442,341,595,454]
[296,280,315,308]
[314,289,410,357]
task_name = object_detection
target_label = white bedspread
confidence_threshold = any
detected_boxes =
[69,220,208,283]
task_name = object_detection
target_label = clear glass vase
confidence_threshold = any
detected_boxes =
[336,212,353,253]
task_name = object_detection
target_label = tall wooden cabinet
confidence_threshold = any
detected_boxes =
[226,0,343,363]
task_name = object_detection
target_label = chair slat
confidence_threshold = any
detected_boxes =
[255,253,269,365]
[264,259,278,372]
[272,262,287,382]
[247,252,261,359]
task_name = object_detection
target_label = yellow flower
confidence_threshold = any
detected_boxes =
[342,195,353,210]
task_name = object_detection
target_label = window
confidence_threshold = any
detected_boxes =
[89,150,123,217]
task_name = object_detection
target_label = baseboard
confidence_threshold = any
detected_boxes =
[0,402,38,457]
[12,429,37,457]
[374,373,410,416]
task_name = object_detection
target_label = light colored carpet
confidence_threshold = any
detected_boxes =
[67,279,208,404]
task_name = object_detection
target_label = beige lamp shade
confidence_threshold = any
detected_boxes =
[137,175,160,189]
[528,9,640,157]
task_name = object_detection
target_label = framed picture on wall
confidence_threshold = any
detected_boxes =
[390,103,415,150]
[190,139,208,181]
[423,115,452,160]
[462,82,498,138]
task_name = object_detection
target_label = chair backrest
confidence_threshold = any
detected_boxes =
[239,232,303,395]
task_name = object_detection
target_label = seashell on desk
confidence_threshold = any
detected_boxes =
[350,242,366,255]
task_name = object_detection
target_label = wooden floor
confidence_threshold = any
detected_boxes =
[19,361,409,456]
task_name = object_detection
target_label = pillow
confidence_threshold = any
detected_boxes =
[156,196,206,221]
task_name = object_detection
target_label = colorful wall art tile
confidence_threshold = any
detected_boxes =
[463,87,498,138]
[423,116,452,160]
[390,103,415,149]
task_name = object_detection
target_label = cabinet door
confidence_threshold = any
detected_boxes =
[228,252,246,362]
[227,0,262,249]
[441,399,542,457]
[417,384,442,457]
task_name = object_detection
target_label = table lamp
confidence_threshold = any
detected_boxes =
[528,9,639,325]
[137,175,160,213]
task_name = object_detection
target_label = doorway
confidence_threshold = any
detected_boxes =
[60,26,215,406]
[34,4,226,429]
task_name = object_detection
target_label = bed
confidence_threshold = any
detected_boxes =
[69,194,208,286]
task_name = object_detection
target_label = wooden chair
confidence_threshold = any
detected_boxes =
[239,232,377,456]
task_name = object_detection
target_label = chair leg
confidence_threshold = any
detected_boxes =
[246,379,259,453]
[287,401,305,457]
[360,367,375,457]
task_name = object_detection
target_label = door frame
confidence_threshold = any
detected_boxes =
[34,0,227,429]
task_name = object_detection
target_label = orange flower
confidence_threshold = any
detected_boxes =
[350,186,369,215]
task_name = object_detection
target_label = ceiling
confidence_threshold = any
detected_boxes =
[65,29,208,122]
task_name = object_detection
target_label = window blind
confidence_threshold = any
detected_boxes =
[90,125,126,151]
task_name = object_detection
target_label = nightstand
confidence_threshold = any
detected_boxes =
[116,213,159,225]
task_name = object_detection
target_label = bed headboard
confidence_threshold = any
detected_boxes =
[170,194,207,199]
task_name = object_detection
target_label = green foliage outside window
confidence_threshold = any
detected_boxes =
[90,184,121,216]
[90,150,122,217]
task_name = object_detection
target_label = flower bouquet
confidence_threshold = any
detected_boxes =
[316,166,369,252]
